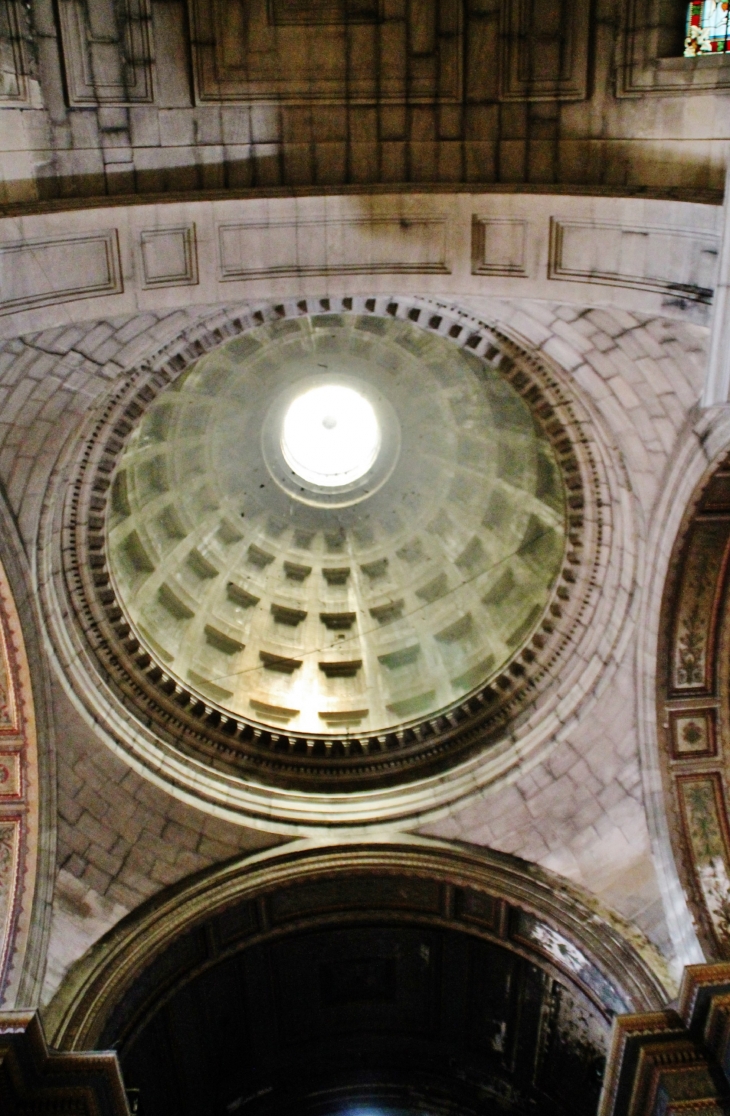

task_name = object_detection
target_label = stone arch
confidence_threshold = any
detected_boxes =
[44,837,672,1057]
[652,410,730,960]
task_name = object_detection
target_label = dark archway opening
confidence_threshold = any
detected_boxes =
[119,921,606,1116]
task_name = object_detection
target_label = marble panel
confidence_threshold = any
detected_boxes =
[472,216,529,276]
[57,0,154,104]
[218,215,451,278]
[0,0,29,103]
[0,230,123,315]
[140,226,198,288]
[187,0,461,102]
[549,219,720,304]
[499,0,589,101]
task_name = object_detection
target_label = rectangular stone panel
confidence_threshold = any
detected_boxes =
[0,1,29,102]
[499,0,589,101]
[188,0,461,102]
[0,230,123,315]
[269,876,442,923]
[218,216,450,278]
[472,217,528,276]
[548,219,719,303]
[140,226,198,288]
[57,0,154,104]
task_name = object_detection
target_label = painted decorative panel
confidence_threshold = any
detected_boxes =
[671,520,730,694]
[187,0,462,102]
[549,219,719,305]
[0,620,17,735]
[0,231,123,315]
[0,820,20,989]
[57,0,154,104]
[0,554,38,1005]
[669,708,717,759]
[218,217,450,278]
[678,775,730,952]
[499,0,589,101]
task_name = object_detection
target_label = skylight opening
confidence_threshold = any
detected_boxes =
[281,384,381,488]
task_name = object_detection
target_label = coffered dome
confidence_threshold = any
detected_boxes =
[108,313,566,739]
[46,294,619,818]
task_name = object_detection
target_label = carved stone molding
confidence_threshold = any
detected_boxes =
[471,216,529,277]
[139,226,198,289]
[0,231,123,316]
[548,218,718,305]
[217,216,450,278]
[0,0,30,103]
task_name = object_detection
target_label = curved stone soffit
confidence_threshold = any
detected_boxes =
[43,839,674,1053]
[37,293,636,830]
[657,439,730,961]
[0,193,720,340]
[0,548,40,1006]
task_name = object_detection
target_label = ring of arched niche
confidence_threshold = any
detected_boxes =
[43,842,671,1116]
[39,294,633,831]
[657,448,730,960]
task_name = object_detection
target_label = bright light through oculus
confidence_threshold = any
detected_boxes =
[281,384,381,487]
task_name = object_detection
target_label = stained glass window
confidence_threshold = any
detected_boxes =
[685,0,730,54]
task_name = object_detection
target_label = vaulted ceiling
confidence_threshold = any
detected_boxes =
[0,2,729,1114]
